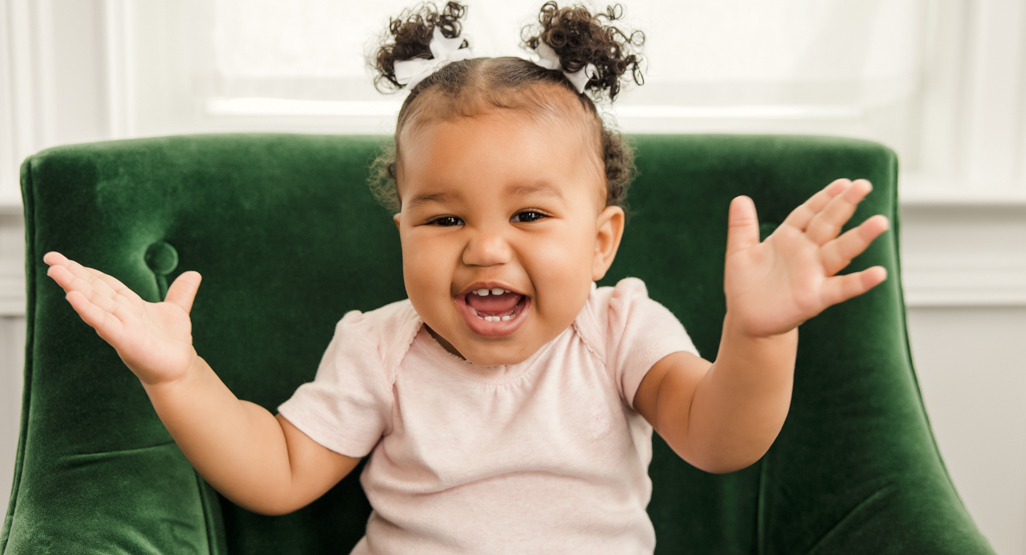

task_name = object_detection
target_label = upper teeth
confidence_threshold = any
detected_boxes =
[473,288,511,296]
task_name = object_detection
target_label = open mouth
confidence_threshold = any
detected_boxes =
[465,287,526,321]
[455,286,530,337]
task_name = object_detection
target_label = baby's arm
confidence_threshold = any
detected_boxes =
[44,252,360,515]
[635,179,888,473]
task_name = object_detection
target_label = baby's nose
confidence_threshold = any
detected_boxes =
[462,229,513,267]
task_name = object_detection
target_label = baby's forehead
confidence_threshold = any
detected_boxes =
[402,113,599,184]
[396,106,607,208]
[391,76,609,209]
[403,108,602,175]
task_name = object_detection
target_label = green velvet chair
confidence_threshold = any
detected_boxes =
[2,134,995,554]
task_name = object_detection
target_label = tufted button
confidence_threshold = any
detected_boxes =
[144,241,179,276]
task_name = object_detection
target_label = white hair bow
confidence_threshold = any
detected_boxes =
[393,27,473,90]
[533,41,598,94]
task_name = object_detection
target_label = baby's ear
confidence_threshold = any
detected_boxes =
[393,213,401,231]
[592,206,625,281]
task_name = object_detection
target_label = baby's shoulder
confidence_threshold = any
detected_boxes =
[585,277,650,308]
[579,277,653,323]
[331,299,422,377]
[336,298,419,332]
[576,277,697,379]
[574,277,654,355]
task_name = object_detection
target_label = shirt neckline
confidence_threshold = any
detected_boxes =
[415,323,567,385]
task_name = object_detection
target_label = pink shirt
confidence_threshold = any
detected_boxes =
[278,278,698,554]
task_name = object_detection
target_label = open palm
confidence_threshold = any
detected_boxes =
[723,179,890,338]
[44,251,203,385]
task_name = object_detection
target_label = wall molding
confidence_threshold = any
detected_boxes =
[901,252,1026,307]
[0,213,26,317]
[899,200,1026,308]
[0,275,25,317]
[103,0,133,139]
[1,0,63,208]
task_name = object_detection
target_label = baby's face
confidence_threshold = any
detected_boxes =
[394,109,624,366]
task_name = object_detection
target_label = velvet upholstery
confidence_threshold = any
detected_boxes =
[2,134,995,554]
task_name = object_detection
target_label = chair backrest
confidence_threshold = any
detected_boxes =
[3,134,991,554]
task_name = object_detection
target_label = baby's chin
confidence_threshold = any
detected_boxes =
[427,325,543,367]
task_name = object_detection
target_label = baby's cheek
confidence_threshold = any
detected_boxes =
[527,231,595,311]
[401,239,450,303]
[528,234,585,275]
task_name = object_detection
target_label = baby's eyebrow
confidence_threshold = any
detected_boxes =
[406,191,464,210]
[505,183,566,204]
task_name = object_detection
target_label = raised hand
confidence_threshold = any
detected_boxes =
[722,178,889,338]
[44,251,203,385]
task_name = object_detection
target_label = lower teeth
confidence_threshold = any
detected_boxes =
[468,299,522,322]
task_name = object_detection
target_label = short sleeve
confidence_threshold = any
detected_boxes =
[277,310,395,458]
[586,278,700,410]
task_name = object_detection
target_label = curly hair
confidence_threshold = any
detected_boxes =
[368,1,644,214]
[522,2,644,101]
[373,2,469,92]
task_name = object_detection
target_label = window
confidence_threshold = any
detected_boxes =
[106,0,1026,199]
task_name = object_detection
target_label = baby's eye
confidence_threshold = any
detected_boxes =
[511,211,547,223]
[429,216,464,227]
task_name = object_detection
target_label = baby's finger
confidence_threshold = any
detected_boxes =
[165,271,202,314]
[64,258,120,300]
[43,251,69,266]
[820,266,888,307]
[46,264,97,299]
[725,196,760,257]
[85,267,142,304]
[805,179,873,246]
[65,290,125,343]
[45,254,120,302]
[820,215,889,276]
[781,178,851,231]
[47,264,119,314]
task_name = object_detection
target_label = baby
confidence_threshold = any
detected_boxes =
[42,2,890,553]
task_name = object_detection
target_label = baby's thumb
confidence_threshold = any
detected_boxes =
[165,271,202,314]
[725,195,761,257]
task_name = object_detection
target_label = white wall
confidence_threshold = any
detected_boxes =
[900,202,1026,555]
[0,314,24,531]
[2,1,1025,553]
[908,305,1026,555]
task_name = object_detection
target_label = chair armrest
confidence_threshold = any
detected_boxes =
[2,442,225,554]
[802,477,996,554]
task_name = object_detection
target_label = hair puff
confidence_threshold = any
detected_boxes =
[521,1,644,101]
[372,1,470,92]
